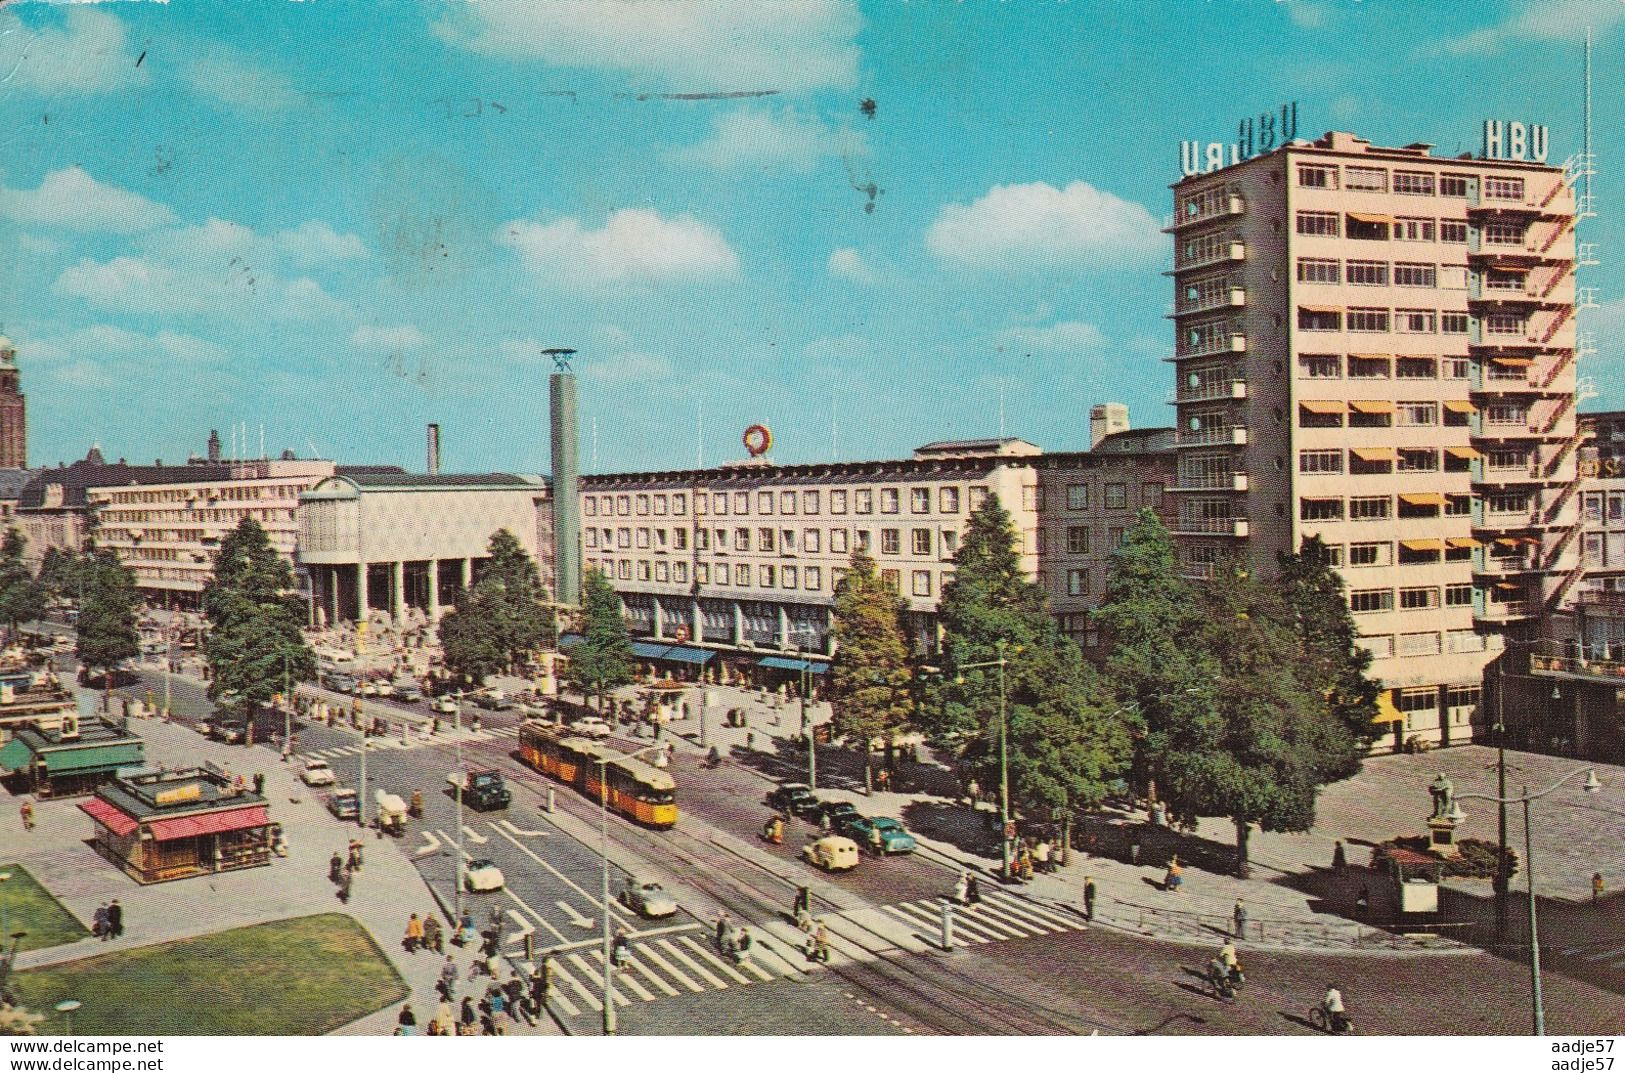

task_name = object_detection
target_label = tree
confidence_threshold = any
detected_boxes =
[0,529,44,642]
[36,546,83,605]
[829,551,914,790]
[438,529,556,685]
[202,519,317,724]
[933,496,1131,847]
[561,568,634,708]
[76,549,140,689]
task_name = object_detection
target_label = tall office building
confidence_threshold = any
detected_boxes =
[0,337,27,470]
[1167,129,1586,748]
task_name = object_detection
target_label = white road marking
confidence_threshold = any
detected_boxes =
[496,819,548,837]
[677,934,753,984]
[586,949,656,1001]
[656,937,728,990]
[504,909,535,946]
[413,831,442,858]
[549,958,602,1012]
[569,953,629,1007]
[503,887,568,943]
[461,825,489,845]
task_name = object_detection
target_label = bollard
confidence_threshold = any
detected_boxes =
[524,932,535,962]
[546,787,556,813]
[940,901,954,950]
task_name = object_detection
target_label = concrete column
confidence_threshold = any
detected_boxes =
[777,605,790,649]
[392,560,405,625]
[825,608,837,658]
[691,599,703,645]
[329,567,340,626]
[732,601,744,645]
[652,598,665,639]
[356,562,369,622]
[462,557,473,589]
[427,558,440,621]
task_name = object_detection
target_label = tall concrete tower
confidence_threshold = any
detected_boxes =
[0,337,27,469]
[426,423,441,476]
[547,351,581,607]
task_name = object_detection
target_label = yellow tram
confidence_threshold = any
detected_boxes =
[518,721,677,828]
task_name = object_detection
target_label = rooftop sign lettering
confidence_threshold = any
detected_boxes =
[1181,102,1299,176]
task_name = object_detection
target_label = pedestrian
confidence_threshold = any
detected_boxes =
[812,920,831,963]
[1232,898,1248,940]
[488,983,506,1019]
[405,913,424,953]
[1164,855,1182,892]
[734,925,753,963]
[1332,840,1348,871]
[967,873,982,905]
[459,996,476,1033]
[965,778,980,807]
[479,928,499,960]
[423,913,443,953]
[19,797,34,831]
[108,899,123,939]
[1129,833,1141,866]
[1033,839,1051,874]
[479,1011,500,1037]
[611,925,631,968]
[346,842,361,874]
[503,974,526,1022]
[714,911,732,951]
[793,885,812,918]
[338,870,353,904]
[93,903,110,941]
[458,910,476,946]
[396,1004,416,1036]
[954,871,970,906]
[434,999,454,1035]
[1083,876,1097,923]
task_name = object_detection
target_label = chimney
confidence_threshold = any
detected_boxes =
[1089,403,1130,450]
[550,371,581,607]
[426,423,441,476]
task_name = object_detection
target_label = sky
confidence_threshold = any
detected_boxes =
[0,0,1621,476]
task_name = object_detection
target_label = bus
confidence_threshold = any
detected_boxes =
[518,721,677,828]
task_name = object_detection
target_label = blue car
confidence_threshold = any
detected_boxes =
[842,816,917,855]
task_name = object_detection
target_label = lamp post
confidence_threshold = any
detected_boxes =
[796,624,817,790]
[1452,766,1602,1035]
[956,639,1011,881]
[454,691,465,921]
[595,744,664,1036]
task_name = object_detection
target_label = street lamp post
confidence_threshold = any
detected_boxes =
[956,639,1011,881]
[454,692,465,921]
[1453,766,1603,1035]
[796,625,817,791]
[595,744,664,1036]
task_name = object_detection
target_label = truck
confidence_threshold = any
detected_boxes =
[446,769,512,812]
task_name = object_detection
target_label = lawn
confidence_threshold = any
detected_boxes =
[0,864,89,953]
[10,913,407,1035]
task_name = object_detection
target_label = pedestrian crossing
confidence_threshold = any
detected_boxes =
[839,889,1088,953]
[306,725,519,759]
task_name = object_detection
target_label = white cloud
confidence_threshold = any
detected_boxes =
[925,181,1161,270]
[53,256,351,322]
[995,321,1107,354]
[827,247,877,284]
[581,351,672,384]
[1430,0,1625,55]
[667,107,866,173]
[498,209,739,286]
[19,324,227,391]
[141,217,367,268]
[1279,1,1329,29]
[1,167,174,234]
[0,7,146,96]
[434,0,861,92]
[352,324,428,351]
[177,51,303,113]
[18,235,61,256]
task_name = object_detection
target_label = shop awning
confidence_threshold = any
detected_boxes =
[1348,353,1391,361]
[1348,212,1394,225]
[78,796,138,838]
[1401,539,1445,552]
[1374,689,1404,724]
[1447,537,1481,549]
[1495,582,1521,593]
[1299,400,1346,414]
[630,640,671,661]
[1349,399,1396,414]
[42,742,145,774]
[1445,446,1481,460]
[1443,400,1479,414]
[1400,492,1447,507]
[1491,356,1534,368]
[629,641,716,665]
[1351,446,1396,462]
[1299,305,1343,315]
[147,805,269,843]
[1493,537,1522,548]
[0,737,32,773]
[758,656,831,675]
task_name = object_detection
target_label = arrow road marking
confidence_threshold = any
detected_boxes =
[497,819,548,837]
[557,900,595,929]
[504,887,567,943]
[505,910,535,946]
[414,830,442,858]
[462,825,489,845]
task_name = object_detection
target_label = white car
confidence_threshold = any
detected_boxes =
[430,696,459,715]
[464,858,506,893]
[620,879,678,919]
[571,717,613,739]
[300,759,337,787]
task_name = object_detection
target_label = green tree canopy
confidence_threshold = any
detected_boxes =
[202,518,317,714]
[36,546,82,604]
[76,549,140,681]
[438,529,556,684]
[561,568,634,707]
[0,529,44,640]
[829,550,914,788]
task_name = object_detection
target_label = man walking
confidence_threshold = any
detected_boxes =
[107,899,124,940]
[19,798,34,831]
[1232,898,1248,940]
[1083,876,1097,923]
[714,911,731,951]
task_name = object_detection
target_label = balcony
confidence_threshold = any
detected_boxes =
[1163,194,1246,233]
[1531,651,1625,686]
[1175,426,1248,447]
[1173,380,1247,405]
[1171,516,1250,537]
[1171,287,1247,317]
[1473,590,1534,623]
[1169,472,1249,493]
[1170,241,1246,274]
[1470,461,1542,485]
[1171,333,1247,362]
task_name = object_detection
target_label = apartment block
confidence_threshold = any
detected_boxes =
[1167,130,1585,749]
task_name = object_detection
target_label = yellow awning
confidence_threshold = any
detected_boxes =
[1401,539,1444,552]
[1349,353,1392,361]
[1495,582,1521,592]
[1349,399,1396,414]
[1351,446,1396,462]
[1491,356,1534,368]
[1493,537,1522,548]
[1374,689,1404,724]
[1348,212,1394,225]
[1445,446,1481,459]
[1443,400,1479,414]
[1299,400,1346,414]
[1400,492,1446,507]
[1521,536,1544,547]
[1447,537,1481,549]
[1300,305,1343,315]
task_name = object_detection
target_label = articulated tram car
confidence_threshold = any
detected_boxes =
[518,721,677,828]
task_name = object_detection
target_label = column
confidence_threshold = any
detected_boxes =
[731,601,744,645]
[777,605,790,650]
[691,599,703,646]
[652,598,665,640]
[329,567,340,626]
[825,608,837,658]
[427,558,440,621]
[462,558,473,590]
[356,562,368,622]
[392,560,405,625]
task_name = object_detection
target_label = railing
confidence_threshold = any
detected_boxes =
[1174,333,1246,360]
[1540,216,1576,254]
[1172,287,1246,316]
[1162,193,1245,232]
[1541,478,1582,528]
[1544,430,1585,479]
[1171,516,1249,537]
[1171,473,1248,493]
[1172,241,1246,273]
[1536,392,1574,434]
[1174,380,1247,404]
[1531,651,1625,683]
[1175,426,1247,447]
[1540,521,1582,572]
[1538,305,1574,345]
[1541,262,1574,298]
[1537,348,1575,389]
[1547,560,1588,609]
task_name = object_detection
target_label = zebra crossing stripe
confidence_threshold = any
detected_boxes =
[657,938,728,990]
[633,940,704,993]
[677,934,754,984]
[977,895,1070,934]
[953,906,1032,941]
[882,901,952,937]
[1581,945,1625,962]
[547,985,581,1018]
[569,953,629,1007]
[586,949,656,1002]
[747,941,805,979]
[984,892,1081,931]
[619,950,681,996]
[549,958,602,1012]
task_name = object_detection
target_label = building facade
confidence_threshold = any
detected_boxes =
[1167,129,1586,749]
[0,337,27,470]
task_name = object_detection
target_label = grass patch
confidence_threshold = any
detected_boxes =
[11,913,407,1035]
[0,864,89,953]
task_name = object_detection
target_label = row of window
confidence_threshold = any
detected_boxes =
[1349,583,1478,613]
[1297,258,1459,288]
[584,485,986,519]
[1297,353,1471,380]
[1297,164,1523,201]
[97,509,298,525]
[1059,481,1162,512]
[586,557,945,598]
[1296,493,1471,521]
[1297,306,1471,334]
[1582,531,1625,569]
[1583,492,1625,525]
[586,524,964,559]
[1297,405,1473,431]
[1298,445,1475,475]
[103,484,314,505]
[1295,211,1469,243]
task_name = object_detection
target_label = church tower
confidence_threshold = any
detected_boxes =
[0,337,27,470]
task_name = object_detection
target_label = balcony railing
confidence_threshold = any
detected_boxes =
[1171,516,1250,537]
[1173,380,1248,404]
[1173,333,1246,361]
[1171,241,1246,274]
[1169,472,1249,493]
[1175,426,1248,447]
[1171,287,1247,317]
[1163,194,1246,233]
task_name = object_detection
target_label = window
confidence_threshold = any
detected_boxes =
[1299,405,1343,429]
[881,529,900,555]
[1299,308,1341,332]
[1361,634,1395,659]
[939,487,960,513]
[1584,493,1603,522]
[855,489,873,514]
[1484,176,1525,201]
[1347,215,1389,241]
[732,492,748,514]
[1396,357,1437,379]
[781,528,796,552]
[1400,586,1440,610]
[759,565,775,588]
[1346,260,1388,286]
[1398,632,1441,657]
[1109,527,1126,548]
[758,491,774,515]
[1485,313,1526,336]
[673,529,688,551]
[830,528,848,554]
[1067,568,1089,596]
[912,529,932,556]
[1397,403,1438,426]
[804,528,821,554]
[1394,171,1436,196]
[673,494,686,515]
[1347,308,1390,332]
[942,530,959,557]
[1394,262,1437,287]
[1345,166,1387,192]
[1142,482,1164,508]
[968,486,989,511]
[757,528,775,552]
[910,488,930,514]
[1066,526,1090,554]
[696,563,710,585]
[653,494,668,516]
[831,567,848,591]
[654,561,669,583]
[1350,589,1393,613]
[880,569,900,592]
[1104,483,1127,510]
[673,561,688,584]
[1299,353,1341,378]
[1297,164,1338,189]
[779,491,796,514]
[912,570,932,597]
[830,490,848,514]
[1442,312,1470,334]
[618,560,631,580]
[586,530,600,549]
[1440,220,1468,243]
[1347,354,1391,379]
[733,527,749,551]
[1297,258,1340,283]
[1445,583,1474,607]
[1395,309,1437,333]
[584,497,599,517]
[617,528,632,549]
[635,528,651,549]
[1440,174,1471,198]
[801,491,820,515]
[880,489,900,514]
[1484,222,1526,246]
[1349,542,1389,567]
[1299,449,1343,474]
[712,495,728,517]
[1300,498,1343,521]
[805,567,821,591]
[616,495,631,516]
[781,566,797,589]
[1295,211,1340,237]
[1349,496,1391,521]
[1393,217,1436,242]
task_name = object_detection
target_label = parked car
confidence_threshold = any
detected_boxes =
[394,683,424,703]
[324,673,356,694]
[427,695,457,715]
[326,788,359,820]
[570,717,614,739]
[208,720,248,745]
[814,800,862,830]
[373,680,396,699]
[802,835,861,872]
[768,783,820,818]
[620,879,678,919]
[446,770,512,811]
[841,815,918,854]
[473,691,514,711]
[300,758,337,787]
[357,680,380,697]
[464,858,506,892]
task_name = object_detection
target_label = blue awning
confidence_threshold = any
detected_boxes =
[758,656,830,674]
[630,640,671,660]
[628,641,716,665]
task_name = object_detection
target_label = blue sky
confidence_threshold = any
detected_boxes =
[1,0,1620,475]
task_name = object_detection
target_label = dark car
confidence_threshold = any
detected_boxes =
[815,800,862,829]
[472,692,514,711]
[208,720,248,744]
[767,782,819,818]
